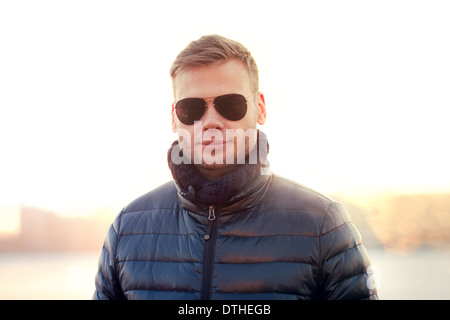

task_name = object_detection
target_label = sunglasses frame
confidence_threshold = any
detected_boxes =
[174,92,259,125]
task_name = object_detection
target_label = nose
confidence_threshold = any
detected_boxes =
[200,100,224,131]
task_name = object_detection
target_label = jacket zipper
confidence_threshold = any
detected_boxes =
[201,205,217,300]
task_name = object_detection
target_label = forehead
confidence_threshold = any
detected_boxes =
[173,59,252,100]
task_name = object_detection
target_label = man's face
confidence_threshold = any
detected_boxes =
[171,58,266,172]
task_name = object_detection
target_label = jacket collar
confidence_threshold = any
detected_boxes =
[175,170,274,217]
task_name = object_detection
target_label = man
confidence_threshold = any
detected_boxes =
[93,34,378,300]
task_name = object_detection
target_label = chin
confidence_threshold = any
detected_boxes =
[199,152,228,167]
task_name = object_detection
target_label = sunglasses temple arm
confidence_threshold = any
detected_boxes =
[246,92,259,101]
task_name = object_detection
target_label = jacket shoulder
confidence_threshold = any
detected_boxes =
[267,175,335,214]
[121,181,178,214]
[268,175,354,231]
[111,181,179,236]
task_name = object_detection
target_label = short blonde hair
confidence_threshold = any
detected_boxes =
[170,34,259,94]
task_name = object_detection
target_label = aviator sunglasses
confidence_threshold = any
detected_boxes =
[175,92,258,125]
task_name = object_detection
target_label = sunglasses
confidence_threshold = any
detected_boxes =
[174,92,258,125]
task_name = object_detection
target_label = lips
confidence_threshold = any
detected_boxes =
[201,138,228,146]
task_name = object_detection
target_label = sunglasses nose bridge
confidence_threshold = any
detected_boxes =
[204,97,215,107]
[200,99,225,128]
[202,98,219,116]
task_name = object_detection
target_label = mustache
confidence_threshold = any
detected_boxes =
[169,127,270,170]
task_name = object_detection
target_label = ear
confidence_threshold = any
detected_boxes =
[256,92,267,125]
[171,102,177,133]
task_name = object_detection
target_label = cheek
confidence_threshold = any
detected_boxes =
[174,124,194,145]
[244,104,259,128]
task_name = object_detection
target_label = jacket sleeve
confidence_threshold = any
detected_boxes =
[318,202,378,300]
[93,214,126,300]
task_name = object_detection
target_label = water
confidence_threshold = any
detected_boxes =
[0,249,448,300]
[0,251,99,300]
[368,248,450,300]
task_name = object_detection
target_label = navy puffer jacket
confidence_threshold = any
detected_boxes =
[93,173,378,300]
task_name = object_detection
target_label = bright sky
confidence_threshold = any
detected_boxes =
[1,0,450,232]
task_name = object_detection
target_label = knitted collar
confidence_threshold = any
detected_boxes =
[167,130,269,206]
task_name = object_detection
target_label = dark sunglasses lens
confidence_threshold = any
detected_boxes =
[176,98,206,125]
[214,94,247,121]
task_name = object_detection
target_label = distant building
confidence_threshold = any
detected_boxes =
[0,205,113,252]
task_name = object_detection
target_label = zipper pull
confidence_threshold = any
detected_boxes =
[204,205,216,241]
[208,205,216,221]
